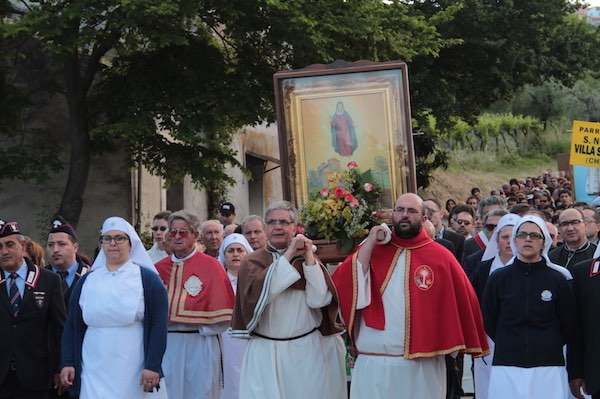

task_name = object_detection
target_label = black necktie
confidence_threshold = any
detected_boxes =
[9,273,21,317]
[57,271,69,294]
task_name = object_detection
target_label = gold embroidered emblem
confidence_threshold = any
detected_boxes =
[184,275,203,297]
[414,265,434,290]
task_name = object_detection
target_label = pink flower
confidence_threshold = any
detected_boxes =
[345,193,359,207]
[334,187,346,198]
[320,188,329,197]
[363,183,373,192]
[347,161,358,169]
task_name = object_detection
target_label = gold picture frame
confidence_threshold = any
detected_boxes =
[274,60,416,209]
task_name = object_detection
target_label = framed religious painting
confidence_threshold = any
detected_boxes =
[273,59,417,209]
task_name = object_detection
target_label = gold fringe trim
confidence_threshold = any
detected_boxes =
[404,249,412,355]
[380,248,403,295]
[403,345,489,360]
[389,241,431,250]
[349,251,359,338]
[167,262,232,324]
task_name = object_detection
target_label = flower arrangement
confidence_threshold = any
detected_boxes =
[300,161,382,253]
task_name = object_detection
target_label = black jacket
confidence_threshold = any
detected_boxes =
[0,259,66,390]
[46,255,91,309]
[470,258,493,305]
[482,258,576,368]
[548,241,596,272]
[567,257,600,395]
[440,229,465,262]
[463,249,484,282]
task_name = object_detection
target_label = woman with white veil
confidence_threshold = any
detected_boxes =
[61,217,168,398]
[218,233,253,399]
[482,215,575,399]
[472,213,519,399]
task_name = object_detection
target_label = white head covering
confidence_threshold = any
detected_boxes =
[217,233,253,267]
[510,215,572,280]
[482,213,521,262]
[91,216,158,273]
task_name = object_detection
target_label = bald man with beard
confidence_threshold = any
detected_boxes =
[333,193,489,398]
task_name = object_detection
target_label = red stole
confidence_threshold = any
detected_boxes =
[333,229,489,359]
[156,251,234,325]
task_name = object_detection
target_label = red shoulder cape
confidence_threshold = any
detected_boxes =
[332,229,489,359]
[156,251,234,325]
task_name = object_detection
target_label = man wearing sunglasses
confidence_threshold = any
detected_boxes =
[155,210,234,399]
[462,196,506,263]
[450,205,475,240]
[147,211,171,264]
[549,208,597,272]
[463,210,507,280]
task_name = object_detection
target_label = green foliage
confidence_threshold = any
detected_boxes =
[0,129,64,185]
[139,228,154,250]
[531,134,571,158]
[0,0,454,218]
[2,0,600,215]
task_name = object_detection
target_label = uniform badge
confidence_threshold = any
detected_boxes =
[26,271,35,284]
[414,265,434,290]
[33,291,46,308]
[590,260,600,277]
[184,275,203,297]
[541,290,553,302]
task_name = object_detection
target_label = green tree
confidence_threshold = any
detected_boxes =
[407,1,600,186]
[0,0,449,225]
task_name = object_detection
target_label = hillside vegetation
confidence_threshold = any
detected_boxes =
[418,136,565,203]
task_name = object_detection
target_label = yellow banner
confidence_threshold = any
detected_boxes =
[570,120,600,168]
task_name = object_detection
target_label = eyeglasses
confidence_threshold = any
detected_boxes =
[168,229,191,238]
[515,231,544,240]
[452,219,472,226]
[151,226,167,232]
[393,207,420,215]
[266,219,293,227]
[100,235,129,244]
[558,219,582,228]
[485,224,497,232]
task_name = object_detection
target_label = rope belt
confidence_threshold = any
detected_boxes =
[252,327,318,341]
[358,351,404,357]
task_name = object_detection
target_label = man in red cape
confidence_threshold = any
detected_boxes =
[333,193,489,398]
[155,210,234,399]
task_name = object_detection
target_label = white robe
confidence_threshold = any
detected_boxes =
[239,255,347,399]
[474,256,506,399]
[351,251,446,399]
[79,262,146,399]
[221,273,248,399]
[162,326,225,399]
[488,366,569,399]
[147,243,168,265]
[161,250,229,399]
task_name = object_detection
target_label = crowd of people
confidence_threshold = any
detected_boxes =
[2,170,600,399]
